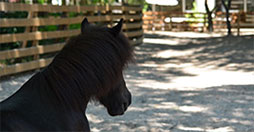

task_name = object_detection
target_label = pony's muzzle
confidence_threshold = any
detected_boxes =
[108,90,131,116]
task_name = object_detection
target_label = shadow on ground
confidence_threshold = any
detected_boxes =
[141,34,254,72]
[86,33,254,132]
[1,33,253,132]
[87,84,254,132]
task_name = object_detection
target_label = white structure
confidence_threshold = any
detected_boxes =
[182,0,250,13]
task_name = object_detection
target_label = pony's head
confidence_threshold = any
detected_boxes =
[98,74,132,116]
[79,18,133,116]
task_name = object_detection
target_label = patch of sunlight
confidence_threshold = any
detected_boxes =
[178,125,204,131]
[183,100,194,104]
[149,102,178,109]
[137,63,160,68]
[86,114,104,124]
[238,120,253,125]
[139,70,152,74]
[154,49,195,58]
[225,118,253,126]
[212,117,253,126]
[138,62,192,69]
[179,105,208,113]
[10,81,19,85]
[227,119,239,124]
[152,97,165,102]
[167,67,254,90]
[206,126,234,132]
[143,38,179,45]
[182,92,200,97]
[129,64,253,90]
[136,80,174,90]
[234,99,248,104]
[128,107,149,112]
[90,128,100,132]
[154,113,170,117]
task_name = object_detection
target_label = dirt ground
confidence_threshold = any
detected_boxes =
[0,31,253,132]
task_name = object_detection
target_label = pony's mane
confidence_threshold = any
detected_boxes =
[45,25,133,100]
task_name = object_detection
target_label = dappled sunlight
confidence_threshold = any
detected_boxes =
[178,125,234,132]
[179,105,208,113]
[178,125,205,131]
[86,114,104,124]
[144,38,180,45]
[127,62,253,90]
[166,68,254,89]
[129,33,254,90]
[148,102,178,109]
[128,106,150,112]
[206,126,234,132]
[120,32,254,131]
[1,32,253,131]
[154,49,195,58]
[0,73,34,101]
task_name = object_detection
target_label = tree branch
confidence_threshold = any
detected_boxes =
[211,6,217,13]
[221,0,228,11]
[205,0,210,14]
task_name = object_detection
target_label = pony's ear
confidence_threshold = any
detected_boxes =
[81,18,89,33]
[109,18,123,36]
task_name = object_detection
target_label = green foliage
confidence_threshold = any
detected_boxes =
[39,25,58,31]
[127,0,144,5]
[185,1,205,23]
[0,11,27,55]
[38,0,45,4]
[1,0,146,67]
[69,24,81,30]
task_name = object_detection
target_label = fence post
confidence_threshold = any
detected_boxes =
[22,11,39,60]
[203,13,207,32]
[22,12,34,48]
[124,5,128,32]
[0,2,144,76]
[237,12,240,36]
[152,11,155,31]
[107,4,113,27]
[31,13,39,60]
[169,15,173,31]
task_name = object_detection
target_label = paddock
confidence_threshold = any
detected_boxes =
[1,31,253,132]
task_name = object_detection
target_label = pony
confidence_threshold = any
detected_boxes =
[0,18,133,131]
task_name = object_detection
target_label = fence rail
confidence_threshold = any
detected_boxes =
[143,11,254,33]
[0,2,143,76]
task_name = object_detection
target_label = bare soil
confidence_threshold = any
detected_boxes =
[1,32,253,132]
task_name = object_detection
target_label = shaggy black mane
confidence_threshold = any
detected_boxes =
[44,24,133,101]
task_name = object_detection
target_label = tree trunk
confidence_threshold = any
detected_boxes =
[205,0,214,32]
[221,0,232,36]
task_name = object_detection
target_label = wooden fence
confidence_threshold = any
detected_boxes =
[0,2,143,76]
[143,12,207,32]
[143,11,254,34]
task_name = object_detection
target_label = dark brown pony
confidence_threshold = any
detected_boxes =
[0,18,133,131]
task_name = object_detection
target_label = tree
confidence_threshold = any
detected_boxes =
[221,0,232,36]
[205,0,216,32]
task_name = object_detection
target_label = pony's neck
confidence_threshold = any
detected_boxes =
[42,60,90,112]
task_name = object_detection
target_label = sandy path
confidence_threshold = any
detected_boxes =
[0,32,253,132]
